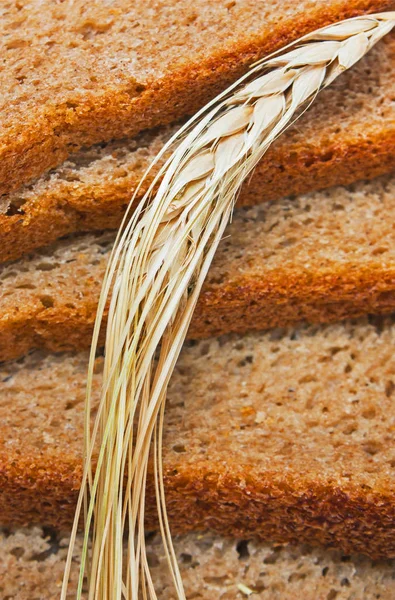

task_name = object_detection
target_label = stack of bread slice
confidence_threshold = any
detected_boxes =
[1,0,395,597]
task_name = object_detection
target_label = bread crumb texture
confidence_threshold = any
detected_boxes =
[0,35,394,262]
[1,527,395,599]
[1,175,395,361]
[0,0,392,196]
[1,316,395,557]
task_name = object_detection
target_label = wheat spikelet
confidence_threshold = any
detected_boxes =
[61,12,395,600]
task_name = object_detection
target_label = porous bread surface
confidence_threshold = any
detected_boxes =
[0,0,392,196]
[1,317,395,557]
[2,528,395,600]
[1,35,394,263]
[1,175,395,362]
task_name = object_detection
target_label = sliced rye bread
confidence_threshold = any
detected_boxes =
[1,35,394,264]
[2,528,395,600]
[1,175,395,363]
[1,316,395,558]
[0,0,392,197]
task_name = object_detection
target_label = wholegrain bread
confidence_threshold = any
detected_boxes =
[1,175,395,362]
[2,527,395,599]
[1,316,395,558]
[0,0,392,198]
[1,35,395,263]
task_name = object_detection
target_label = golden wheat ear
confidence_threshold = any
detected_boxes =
[61,12,395,600]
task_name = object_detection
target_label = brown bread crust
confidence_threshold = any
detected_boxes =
[191,266,395,338]
[1,264,395,362]
[0,0,392,197]
[1,448,395,559]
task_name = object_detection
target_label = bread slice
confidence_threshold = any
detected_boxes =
[1,316,395,558]
[0,0,392,198]
[2,528,395,600]
[1,175,395,363]
[1,35,394,264]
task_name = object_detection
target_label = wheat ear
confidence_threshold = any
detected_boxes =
[61,12,395,600]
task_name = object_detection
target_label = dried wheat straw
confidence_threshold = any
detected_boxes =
[61,12,395,600]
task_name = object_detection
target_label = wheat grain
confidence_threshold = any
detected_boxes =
[61,12,395,600]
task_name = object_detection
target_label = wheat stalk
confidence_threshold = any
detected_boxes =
[61,12,395,600]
